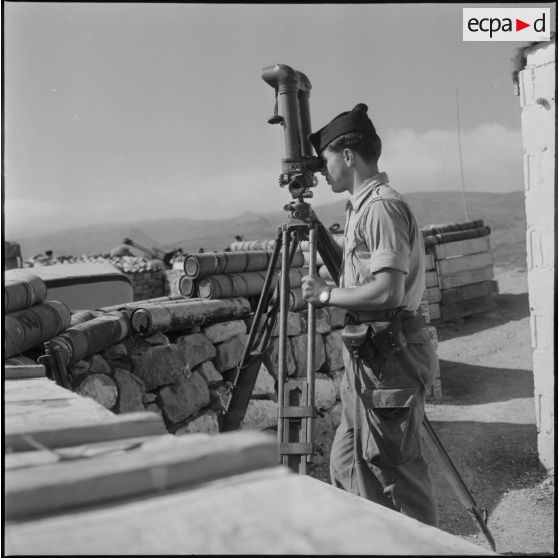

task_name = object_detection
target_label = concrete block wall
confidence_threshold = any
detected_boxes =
[517,38,555,471]
[67,304,440,462]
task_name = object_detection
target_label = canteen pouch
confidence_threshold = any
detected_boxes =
[341,324,372,356]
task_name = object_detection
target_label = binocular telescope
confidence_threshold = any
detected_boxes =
[262,64,324,199]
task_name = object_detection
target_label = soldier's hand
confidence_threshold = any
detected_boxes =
[301,274,328,307]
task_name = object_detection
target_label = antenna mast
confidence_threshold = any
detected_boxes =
[456,89,469,221]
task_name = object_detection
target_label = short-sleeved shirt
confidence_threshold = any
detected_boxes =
[340,172,425,312]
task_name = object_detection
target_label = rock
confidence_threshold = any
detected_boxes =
[144,331,170,346]
[202,320,246,344]
[329,368,345,400]
[271,312,304,336]
[123,335,153,356]
[239,399,278,430]
[326,307,347,328]
[145,402,163,417]
[69,359,89,378]
[213,333,248,372]
[113,368,145,413]
[290,334,326,376]
[143,392,157,405]
[253,363,277,397]
[312,412,335,465]
[301,308,331,334]
[88,354,111,375]
[315,372,336,411]
[176,333,216,369]
[130,344,185,391]
[101,342,128,360]
[263,336,296,379]
[76,373,118,410]
[157,371,210,424]
[330,400,343,428]
[174,409,220,435]
[323,330,345,371]
[194,360,223,385]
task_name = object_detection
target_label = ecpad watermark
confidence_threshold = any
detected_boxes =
[463,8,551,41]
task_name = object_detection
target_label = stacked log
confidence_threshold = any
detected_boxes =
[4,274,71,359]
[421,220,498,323]
[178,250,307,310]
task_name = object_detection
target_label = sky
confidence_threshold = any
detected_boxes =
[2,2,556,237]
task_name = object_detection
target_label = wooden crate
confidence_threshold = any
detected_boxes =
[436,251,493,276]
[438,265,494,290]
[441,280,499,306]
[432,236,491,259]
[440,296,498,322]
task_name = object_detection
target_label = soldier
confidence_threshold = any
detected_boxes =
[301,103,438,526]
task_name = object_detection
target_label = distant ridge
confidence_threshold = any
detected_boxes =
[10,191,526,269]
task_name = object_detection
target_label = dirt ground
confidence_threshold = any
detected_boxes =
[309,267,554,556]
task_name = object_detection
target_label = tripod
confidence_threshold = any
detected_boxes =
[222,197,340,474]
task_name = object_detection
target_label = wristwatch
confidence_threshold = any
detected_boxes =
[319,287,333,306]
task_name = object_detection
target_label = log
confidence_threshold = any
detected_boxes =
[198,267,308,300]
[179,276,197,298]
[421,219,484,235]
[4,273,48,313]
[4,301,72,358]
[423,226,491,247]
[48,312,131,366]
[130,298,251,336]
[184,250,305,279]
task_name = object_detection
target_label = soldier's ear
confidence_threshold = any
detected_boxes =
[343,148,355,166]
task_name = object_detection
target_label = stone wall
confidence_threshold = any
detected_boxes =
[516,38,555,471]
[68,305,439,460]
[124,269,183,301]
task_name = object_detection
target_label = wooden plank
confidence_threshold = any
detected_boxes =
[441,280,499,306]
[425,270,439,288]
[424,252,436,271]
[4,377,72,402]
[439,265,494,290]
[423,286,441,303]
[433,236,491,259]
[5,400,166,452]
[4,467,494,555]
[428,303,441,321]
[4,435,160,470]
[441,296,498,322]
[5,430,277,521]
[4,364,46,379]
[436,251,493,276]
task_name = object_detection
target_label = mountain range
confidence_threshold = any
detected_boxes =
[8,190,527,270]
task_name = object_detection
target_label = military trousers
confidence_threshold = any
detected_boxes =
[330,327,438,527]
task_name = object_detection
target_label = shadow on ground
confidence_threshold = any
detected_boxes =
[426,420,547,546]
[436,293,530,343]
[438,359,534,405]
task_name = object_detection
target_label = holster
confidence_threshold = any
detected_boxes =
[341,316,408,361]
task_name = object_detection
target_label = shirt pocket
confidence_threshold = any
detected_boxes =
[360,386,422,466]
[347,238,373,285]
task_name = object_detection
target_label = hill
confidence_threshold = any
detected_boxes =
[9,190,527,270]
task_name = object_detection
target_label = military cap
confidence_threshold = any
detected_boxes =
[309,103,378,155]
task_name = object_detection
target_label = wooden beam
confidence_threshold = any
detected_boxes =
[425,270,439,288]
[424,253,436,271]
[423,286,441,303]
[5,430,277,521]
[5,402,166,452]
